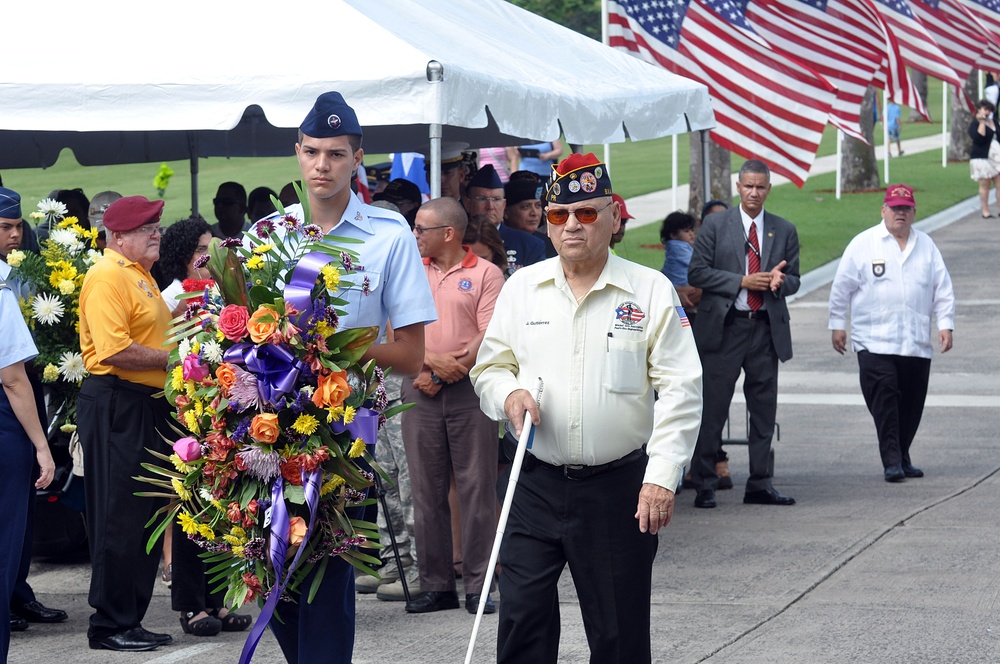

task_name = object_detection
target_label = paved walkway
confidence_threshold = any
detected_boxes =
[10,171,1000,663]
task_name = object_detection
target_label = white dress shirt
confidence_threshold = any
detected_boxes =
[736,206,765,311]
[828,221,955,359]
[471,253,703,491]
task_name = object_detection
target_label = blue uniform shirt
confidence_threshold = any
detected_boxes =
[0,260,39,383]
[254,193,437,338]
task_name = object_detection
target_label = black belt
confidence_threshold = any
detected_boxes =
[730,309,769,321]
[527,447,646,481]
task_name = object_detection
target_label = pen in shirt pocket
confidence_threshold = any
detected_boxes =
[607,331,612,351]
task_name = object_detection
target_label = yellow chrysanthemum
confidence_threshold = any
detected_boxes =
[320,264,341,291]
[194,399,204,417]
[252,243,275,255]
[59,424,77,433]
[313,320,333,337]
[246,255,264,270]
[185,379,197,398]
[42,364,60,382]
[326,406,345,423]
[210,499,224,511]
[184,410,201,433]
[58,280,75,295]
[57,216,78,229]
[321,475,346,496]
[230,526,247,539]
[197,524,216,541]
[222,534,242,547]
[177,511,199,535]
[169,454,194,474]
[215,329,225,342]
[348,437,366,458]
[171,478,193,501]
[231,545,245,558]
[191,340,201,355]
[171,365,184,391]
[292,413,320,436]
[343,406,356,424]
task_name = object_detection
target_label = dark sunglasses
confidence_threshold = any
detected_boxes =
[545,201,613,225]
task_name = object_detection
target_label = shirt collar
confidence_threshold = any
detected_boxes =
[423,245,480,270]
[529,251,635,295]
[105,247,136,267]
[334,192,375,236]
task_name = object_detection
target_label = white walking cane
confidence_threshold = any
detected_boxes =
[464,377,544,664]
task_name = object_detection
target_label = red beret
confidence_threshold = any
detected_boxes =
[103,196,165,232]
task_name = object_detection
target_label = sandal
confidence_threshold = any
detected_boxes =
[179,611,222,636]
[210,608,252,632]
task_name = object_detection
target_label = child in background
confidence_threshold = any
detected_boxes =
[660,210,701,318]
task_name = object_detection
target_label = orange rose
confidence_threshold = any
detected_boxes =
[216,363,237,396]
[248,306,279,344]
[288,516,307,547]
[312,370,351,409]
[249,413,280,444]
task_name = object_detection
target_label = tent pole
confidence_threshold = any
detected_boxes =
[700,129,710,205]
[427,61,444,200]
[189,134,200,216]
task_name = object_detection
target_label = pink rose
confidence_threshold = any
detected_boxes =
[218,304,250,342]
[182,354,210,382]
[173,437,202,462]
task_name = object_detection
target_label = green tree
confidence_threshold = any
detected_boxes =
[509,0,602,39]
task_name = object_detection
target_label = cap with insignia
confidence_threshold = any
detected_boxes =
[103,196,165,233]
[883,183,915,207]
[468,164,503,191]
[505,177,544,206]
[374,178,422,206]
[89,190,123,236]
[0,186,21,220]
[421,141,470,171]
[300,91,363,139]
[546,153,612,205]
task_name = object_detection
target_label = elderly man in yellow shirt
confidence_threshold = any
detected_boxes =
[77,196,175,653]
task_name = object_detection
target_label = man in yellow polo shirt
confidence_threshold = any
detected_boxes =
[77,196,175,652]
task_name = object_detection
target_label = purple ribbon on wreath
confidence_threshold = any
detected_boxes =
[237,248,378,663]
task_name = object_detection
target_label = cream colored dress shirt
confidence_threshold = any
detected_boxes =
[471,252,703,491]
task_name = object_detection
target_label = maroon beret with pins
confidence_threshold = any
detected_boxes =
[102,196,165,233]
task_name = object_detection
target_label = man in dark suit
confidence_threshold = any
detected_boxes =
[687,159,799,508]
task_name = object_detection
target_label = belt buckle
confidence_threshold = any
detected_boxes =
[564,464,586,480]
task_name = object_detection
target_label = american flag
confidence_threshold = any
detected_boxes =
[746,0,926,142]
[608,0,836,186]
[959,0,1000,69]
[675,306,692,327]
[909,0,996,85]
[873,0,964,90]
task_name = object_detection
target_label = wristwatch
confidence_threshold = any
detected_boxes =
[430,372,443,385]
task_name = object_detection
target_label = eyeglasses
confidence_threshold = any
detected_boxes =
[413,225,450,235]
[472,196,504,205]
[545,201,614,225]
[129,224,163,237]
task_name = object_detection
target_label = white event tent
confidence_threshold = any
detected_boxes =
[0,0,714,208]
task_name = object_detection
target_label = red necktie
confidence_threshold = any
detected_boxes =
[747,221,763,311]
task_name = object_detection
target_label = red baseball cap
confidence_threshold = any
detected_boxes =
[612,193,634,220]
[103,196,165,232]
[883,184,915,208]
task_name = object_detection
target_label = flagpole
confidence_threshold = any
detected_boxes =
[836,128,843,200]
[671,134,678,211]
[883,88,890,184]
[942,82,948,169]
[602,0,611,173]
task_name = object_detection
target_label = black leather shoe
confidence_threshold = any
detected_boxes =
[743,488,796,505]
[16,600,68,623]
[88,627,161,652]
[466,593,496,615]
[694,489,717,508]
[902,463,924,478]
[884,464,906,483]
[10,615,29,632]
[405,590,460,614]
[137,626,173,645]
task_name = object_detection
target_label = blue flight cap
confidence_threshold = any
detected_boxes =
[299,91,363,140]
[468,164,503,190]
[0,187,21,219]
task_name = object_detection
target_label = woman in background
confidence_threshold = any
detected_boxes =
[152,218,213,316]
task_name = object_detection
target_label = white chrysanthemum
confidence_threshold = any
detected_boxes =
[32,293,65,325]
[178,338,192,358]
[201,339,224,364]
[198,487,214,502]
[84,249,103,265]
[58,352,87,383]
[49,228,84,254]
[5,250,25,268]
[58,280,76,295]
[37,198,68,219]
